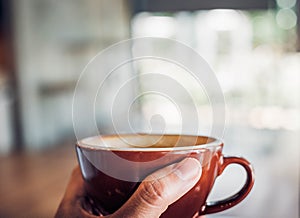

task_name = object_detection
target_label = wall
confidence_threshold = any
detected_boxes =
[13,0,131,150]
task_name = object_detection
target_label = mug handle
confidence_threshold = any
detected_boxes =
[200,156,255,215]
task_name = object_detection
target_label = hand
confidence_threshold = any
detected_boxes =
[55,158,202,218]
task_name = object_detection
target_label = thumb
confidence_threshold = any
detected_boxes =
[111,158,202,218]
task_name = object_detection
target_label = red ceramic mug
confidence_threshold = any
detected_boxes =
[76,134,254,217]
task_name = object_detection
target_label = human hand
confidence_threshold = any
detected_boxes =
[55,158,202,218]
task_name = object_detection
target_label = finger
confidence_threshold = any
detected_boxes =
[111,158,202,218]
[55,166,99,218]
[61,166,85,201]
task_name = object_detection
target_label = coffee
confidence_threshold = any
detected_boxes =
[79,134,214,149]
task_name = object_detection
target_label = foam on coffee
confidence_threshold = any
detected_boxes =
[79,134,215,150]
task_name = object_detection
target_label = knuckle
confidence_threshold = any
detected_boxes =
[139,178,167,206]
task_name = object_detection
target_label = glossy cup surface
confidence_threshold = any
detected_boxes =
[76,134,254,217]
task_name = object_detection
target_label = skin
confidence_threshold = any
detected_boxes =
[55,158,202,218]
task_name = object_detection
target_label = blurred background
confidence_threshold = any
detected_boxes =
[0,0,299,217]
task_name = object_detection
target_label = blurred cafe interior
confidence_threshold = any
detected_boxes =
[0,0,299,217]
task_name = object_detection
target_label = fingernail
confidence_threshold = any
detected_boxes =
[174,158,201,181]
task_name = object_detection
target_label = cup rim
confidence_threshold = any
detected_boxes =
[76,133,223,152]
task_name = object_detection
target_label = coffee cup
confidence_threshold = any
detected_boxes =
[76,134,254,217]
